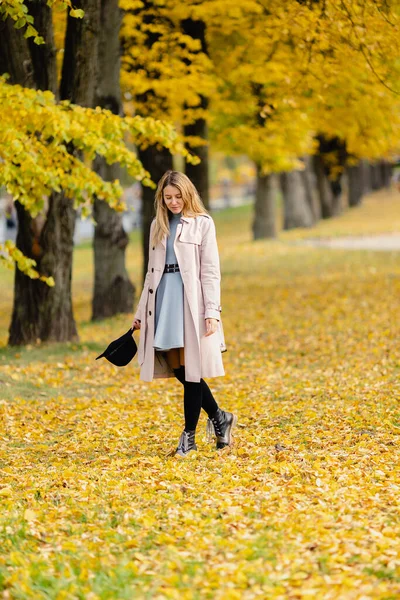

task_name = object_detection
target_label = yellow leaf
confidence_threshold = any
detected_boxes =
[70,9,85,18]
[23,509,37,521]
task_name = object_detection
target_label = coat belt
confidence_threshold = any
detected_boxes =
[163,263,180,273]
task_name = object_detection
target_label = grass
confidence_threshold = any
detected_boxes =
[0,187,399,598]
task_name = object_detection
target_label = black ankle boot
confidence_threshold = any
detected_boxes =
[175,430,197,457]
[206,408,237,449]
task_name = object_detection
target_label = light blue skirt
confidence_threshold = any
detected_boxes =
[153,271,184,351]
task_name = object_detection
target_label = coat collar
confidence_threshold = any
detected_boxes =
[160,213,209,247]
[160,214,192,248]
[180,213,209,223]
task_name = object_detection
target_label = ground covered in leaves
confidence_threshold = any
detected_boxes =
[0,190,400,599]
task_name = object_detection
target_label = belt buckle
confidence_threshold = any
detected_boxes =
[165,263,178,273]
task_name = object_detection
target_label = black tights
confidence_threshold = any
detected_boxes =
[173,366,219,432]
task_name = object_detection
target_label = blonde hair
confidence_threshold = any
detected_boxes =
[151,171,209,247]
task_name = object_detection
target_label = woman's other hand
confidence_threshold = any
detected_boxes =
[132,318,141,331]
[205,318,218,337]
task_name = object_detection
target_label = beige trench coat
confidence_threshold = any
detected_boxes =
[133,214,226,382]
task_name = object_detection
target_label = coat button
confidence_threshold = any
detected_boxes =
[149,289,153,294]
[149,310,152,316]
[151,268,154,272]
[152,246,155,250]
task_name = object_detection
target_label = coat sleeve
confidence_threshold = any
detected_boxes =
[134,220,155,322]
[200,217,222,321]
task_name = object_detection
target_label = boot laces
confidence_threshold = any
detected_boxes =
[178,431,194,452]
[211,415,224,437]
[206,411,225,442]
[206,419,215,442]
[179,432,189,452]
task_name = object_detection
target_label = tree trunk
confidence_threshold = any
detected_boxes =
[60,0,100,107]
[313,153,343,219]
[330,178,343,215]
[92,187,135,320]
[182,18,210,209]
[370,161,383,191]
[27,2,58,94]
[313,135,346,219]
[300,155,319,221]
[121,2,174,282]
[252,166,277,239]
[7,1,100,345]
[347,163,363,207]
[3,7,71,345]
[138,147,173,282]
[360,160,372,195]
[91,0,134,320]
[0,18,35,86]
[280,169,314,230]
[9,197,79,345]
[313,153,334,219]
[381,160,393,188]
[184,112,210,209]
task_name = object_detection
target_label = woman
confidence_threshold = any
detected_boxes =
[132,171,237,457]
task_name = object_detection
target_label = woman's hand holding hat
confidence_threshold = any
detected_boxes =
[132,318,141,331]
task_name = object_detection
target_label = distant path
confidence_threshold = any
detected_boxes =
[300,233,400,251]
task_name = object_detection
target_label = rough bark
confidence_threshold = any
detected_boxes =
[182,18,210,209]
[138,147,173,282]
[92,169,134,319]
[280,169,314,230]
[252,166,277,239]
[7,1,100,345]
[184,109,210,209]
[9,197,79,344]
[27,2,58,94]
[91,0,134,320]
[0,18,35,86]
[60,0,100,107]
[4,7,74,345]
[347,163,364,207]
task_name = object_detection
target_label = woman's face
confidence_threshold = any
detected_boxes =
[163,185,183,214]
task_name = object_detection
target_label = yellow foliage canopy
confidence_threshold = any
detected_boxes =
[209,0,400,170]
[121,0,400,171]
[0,77,198,276]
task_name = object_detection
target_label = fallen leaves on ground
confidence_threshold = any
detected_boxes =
[0,191,399,598]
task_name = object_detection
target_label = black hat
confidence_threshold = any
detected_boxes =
[96,328,137,367]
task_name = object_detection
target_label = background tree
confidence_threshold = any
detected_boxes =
[1,0,83,345]
[91,0,135,321]
[181,16,210,209]
[121,0,213,278]
[0,2,195,345]
[208,0,400,236]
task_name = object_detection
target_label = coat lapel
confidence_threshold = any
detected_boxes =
[161,215,192,249]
